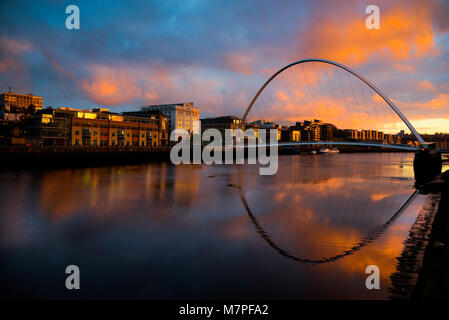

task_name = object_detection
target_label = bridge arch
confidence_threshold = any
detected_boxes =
[242,59,424,145]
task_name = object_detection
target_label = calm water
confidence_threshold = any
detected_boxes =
[0,153,429,299]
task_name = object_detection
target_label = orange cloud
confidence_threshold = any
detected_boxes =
[298,2,441,65]
[425,93,449,108]
[394,63,415,73]
[276,90,289,101]
[0,37,33,73]
[222,52,253,76]
[418,80,436,91]
[79,64,159,105]
[399,93,449,110]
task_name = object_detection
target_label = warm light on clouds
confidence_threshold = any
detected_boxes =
[0,37,33,72]
[79,65,159,105]
[425,93,449,109]
[394,63,415,73]
[298,2,441,65]
[418,80,436,91]
[0,0,447,132]
[222,52,253,76]
[407,118,449,133]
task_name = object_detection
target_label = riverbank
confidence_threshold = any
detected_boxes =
[0,145,413,170]
[0,146,171,170]
[412,170,449,299]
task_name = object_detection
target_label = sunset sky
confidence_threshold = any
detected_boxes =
[0,0,448,133]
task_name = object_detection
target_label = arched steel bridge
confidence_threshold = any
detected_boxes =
[236,59,445,264]
[242,58,427,148]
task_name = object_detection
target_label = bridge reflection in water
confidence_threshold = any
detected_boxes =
[236,153,417,264]
[0,153,431,299]
[240,191,418,264]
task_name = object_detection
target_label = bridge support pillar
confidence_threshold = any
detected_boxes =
[414,144,442,185]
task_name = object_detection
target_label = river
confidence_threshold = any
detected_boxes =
[0,153,434,299]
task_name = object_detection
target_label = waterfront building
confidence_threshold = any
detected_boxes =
[362,129,379,141]
[141,102,200,134]
[121,110,169,146]
[68,108,160,147]
[0,120,25,145]
[248,120,282,141]
[319,123,336,141]
[377,131,384,142]
[302,126,316,141]
[0,91,43,121]
[201,116,242,137]
[344,129,359,140]
[281,126,301,142]
[21,107,167,148]
[359,130,366,140]
[311,120,322,141]
[295,119,322,141]
[344,128,401,144]
[22,113,70,146]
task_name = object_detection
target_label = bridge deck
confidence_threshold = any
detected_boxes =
[241,141,419,151]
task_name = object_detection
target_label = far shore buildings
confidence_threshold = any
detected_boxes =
[22,107,169,147]
[141,102,200,135]
[1,90,438,149]
[343,129,400,144]
[1,91,44,145]
[0,91,171,147]
[197,115,410,146]
[200,116,242,137]
[1,91,43,121]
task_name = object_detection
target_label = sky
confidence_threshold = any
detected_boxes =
[0,0,448,133]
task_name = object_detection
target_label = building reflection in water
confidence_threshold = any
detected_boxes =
[34,162,201,222]
[0,152,426,299]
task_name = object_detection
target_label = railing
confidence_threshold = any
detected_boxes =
[242,141,419,151]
